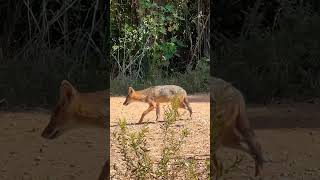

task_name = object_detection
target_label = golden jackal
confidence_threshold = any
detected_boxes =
[41,80,109,180]
[123,85,192,123]
[210,76,263,177]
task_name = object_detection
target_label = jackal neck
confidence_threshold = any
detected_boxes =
[75,113,106,127]
[74,97,108,128]
[132,90,148,101]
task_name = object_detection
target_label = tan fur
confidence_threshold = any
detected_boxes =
[41,80,109,180]
[123,85,192,123]
[210,76,263,177]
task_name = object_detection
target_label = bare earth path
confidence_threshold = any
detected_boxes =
[0,111,105,180]
[1,98,320,179]
[110,94,210,178]
[222,103,320,179]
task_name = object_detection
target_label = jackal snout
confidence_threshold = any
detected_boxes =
[123,87,135,106]
[41,122,63,139]
[123,98,129,106]
[41,107,71,139]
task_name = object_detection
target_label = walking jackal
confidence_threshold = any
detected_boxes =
[41,80,109,180]
[123,85,193,123]
[210,76,264,177]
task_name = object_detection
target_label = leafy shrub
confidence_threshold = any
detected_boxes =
[111,58,209,95]
[112,96,209,179]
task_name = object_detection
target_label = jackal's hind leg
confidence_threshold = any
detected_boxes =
[241,130,264,177]
[223,124,263,177]
[156,103,160,121]
[183,98,192,117]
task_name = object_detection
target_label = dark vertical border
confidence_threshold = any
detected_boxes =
[210,0,214,179]
[103,0,110,179]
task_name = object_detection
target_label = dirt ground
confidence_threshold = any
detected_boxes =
[1,95,320,179]
[110,96,320,179]
[110,94,210,179]
[222,103,320,180]
[0,111,106,180]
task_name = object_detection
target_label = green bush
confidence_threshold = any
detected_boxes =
[110,0,209,95]
[111,59,209,95]
[112,96,209,179]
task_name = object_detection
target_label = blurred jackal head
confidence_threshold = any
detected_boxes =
[123,87,136,106]
[41,80,79,139]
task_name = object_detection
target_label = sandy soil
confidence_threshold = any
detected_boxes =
[0,111,106,180]
[1,96,320,179]
[110,94,210,179]
[222,103,320,180]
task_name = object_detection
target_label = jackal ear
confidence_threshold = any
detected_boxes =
[60,80,77,104]
[128,87,134,94]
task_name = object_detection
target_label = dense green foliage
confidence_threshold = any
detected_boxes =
[110,0,209,94]
[214,0,320,103]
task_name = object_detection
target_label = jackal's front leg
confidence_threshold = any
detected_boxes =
[139,104,155,123]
